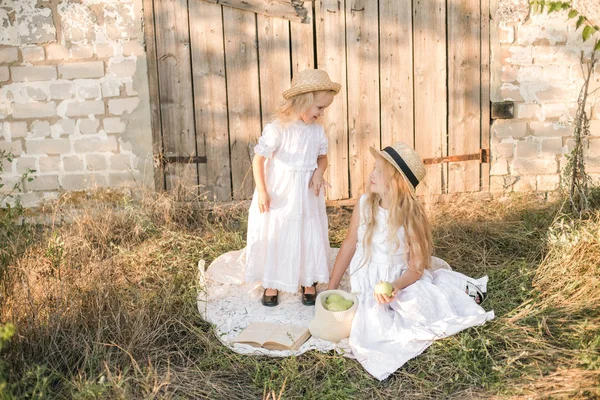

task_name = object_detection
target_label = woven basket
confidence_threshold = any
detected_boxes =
[308,289,358,343]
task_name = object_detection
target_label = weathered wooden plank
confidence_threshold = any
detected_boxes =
[481,0,491,190]
[223,7,262,200]
[346,0,380,198]
[189,1,232,201]
[413,0,447,196]
[142,0,164,191]
[257,14,291,125]
[154,0,199,198]
[379,0,414,150]
[201,0,310,23]
[290,4,314,74]
[448,0,481,193]
[315,0,349,200]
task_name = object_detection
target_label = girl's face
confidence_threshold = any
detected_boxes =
[300,92,334,124]
[369,158,387,194]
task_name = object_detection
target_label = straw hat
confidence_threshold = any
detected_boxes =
[308,290,358,343]
[370,142,426,194]
[282,69,341,99]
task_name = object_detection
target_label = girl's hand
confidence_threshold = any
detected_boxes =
[257,190,270,213]
[374,290,398,304]
[309,171,331,196]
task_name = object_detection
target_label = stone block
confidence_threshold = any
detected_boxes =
[541,138,564,155]
[25,175,60,191]
[0,67,9,82]
[490,159,509,175]
[95,42,114,58]
[517,66,543,82]
[513,175,537,192]
[11,65,57,82]
[107,59,136,77]
[21,46,45,62]
[0,139,23,155]
[109,154,132,170]
[26,139,70,155]
[108,97,139,115]
[492,120,527,138]
[103,117,126,134]
[31,120,51,138]
[530,122,573,137]
[63,155,83,171]
[26,87,48,101]
[16,9,56,43]
[86,154,107,170]
[39,156,60,172]
[9,122,28,138]
[511,158,557,175]
[0,47,19,64]
[499,25,515,44]
[543,65,569,81]
[70,44,94,60]
[537,175,560,191]
[123,41,144,56]
[50,82,74,100]
[74,82,101,99]
[46,44,69,60]
[59,62,104,79]
[78,119,100,135]
[109,172,137,188]
[516,103,541,119]
[101,80,121,97]
[12,102,57,119]
[516,138,539,158]
[53,119,76,136]
[61,173,107,190]
[73,136,118,152]
[64,100,105,117]
[16,157,36,173]
[501,65,518,82]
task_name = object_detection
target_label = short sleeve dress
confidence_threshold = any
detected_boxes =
[245,120,331,293]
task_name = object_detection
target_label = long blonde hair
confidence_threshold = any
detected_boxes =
[361,153,433,273]
[273,90,334,123]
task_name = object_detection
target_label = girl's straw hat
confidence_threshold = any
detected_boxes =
[308,290,358,343]
[370,142,426,194]
[282,69,341,99]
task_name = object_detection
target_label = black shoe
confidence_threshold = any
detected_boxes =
[301,283,317,306]
[466,282,486,305]
[262,289,279,307]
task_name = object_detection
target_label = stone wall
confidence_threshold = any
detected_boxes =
[490,0,600,192]
[0,0,154,207]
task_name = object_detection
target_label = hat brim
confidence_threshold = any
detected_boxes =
[282,82,341,99]
[370,146,417,195]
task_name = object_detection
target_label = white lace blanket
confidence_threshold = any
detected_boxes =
[197,248,355,357]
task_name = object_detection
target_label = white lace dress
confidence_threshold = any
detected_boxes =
[348,195,495,380]
[245,120,331,293]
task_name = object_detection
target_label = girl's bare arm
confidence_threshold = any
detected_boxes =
[327,199,361,289]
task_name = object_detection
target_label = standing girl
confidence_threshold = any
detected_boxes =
[245,69,341,307]
[327,142,494,380]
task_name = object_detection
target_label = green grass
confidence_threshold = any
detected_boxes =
[0,190,599,399]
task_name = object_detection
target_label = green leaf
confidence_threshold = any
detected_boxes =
[561,3,571,10]
[582,25,595,42]
[594,40,600,52]
[576,16,585,30]
[568,9,578,19]
[27,178,34,182]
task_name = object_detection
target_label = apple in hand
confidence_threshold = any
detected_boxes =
[374,281,394,297]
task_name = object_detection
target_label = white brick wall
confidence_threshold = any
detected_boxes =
[491,0,600,193]
[0,0,152,207]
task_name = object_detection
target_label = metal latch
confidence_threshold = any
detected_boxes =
[423,149,489,165]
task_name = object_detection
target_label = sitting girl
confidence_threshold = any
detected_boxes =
[327,142,494,380]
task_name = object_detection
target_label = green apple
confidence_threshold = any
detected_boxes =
[327,301,348,312]
[339,299,354,310]
[326,294,344,304]
[374,281,394,297]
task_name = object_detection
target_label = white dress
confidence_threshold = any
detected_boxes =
[245,120,331,293]
[348,195,495,380]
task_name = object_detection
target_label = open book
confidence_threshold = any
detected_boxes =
[231,322,311,351]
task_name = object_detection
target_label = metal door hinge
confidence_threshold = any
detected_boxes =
[423,149,489,165]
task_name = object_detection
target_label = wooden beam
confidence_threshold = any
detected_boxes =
[200,0,311,23]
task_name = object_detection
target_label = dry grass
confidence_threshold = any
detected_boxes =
[0,189,599,399]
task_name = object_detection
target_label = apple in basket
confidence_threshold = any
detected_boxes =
[323,294,354,311]
[374,281,394,297]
